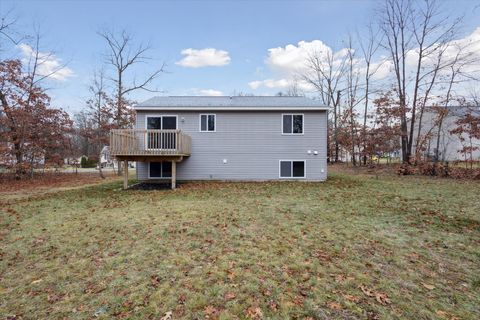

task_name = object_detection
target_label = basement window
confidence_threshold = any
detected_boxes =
[279,160,305,178]
[200,114,216,132]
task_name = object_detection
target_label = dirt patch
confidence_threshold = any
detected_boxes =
[128,182,176,190]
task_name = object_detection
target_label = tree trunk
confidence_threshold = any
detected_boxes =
[116,69,123,176]
[434,115,444,163]
[362,75,369,166]
[334,90,341,162]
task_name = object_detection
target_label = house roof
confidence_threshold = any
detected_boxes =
[422,105,480,117]
[135,96,329,111]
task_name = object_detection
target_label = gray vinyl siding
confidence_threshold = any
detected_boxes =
[413,111,480,161]
[135,110,327,181]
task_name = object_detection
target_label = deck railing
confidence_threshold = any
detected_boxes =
[110,129,192,156]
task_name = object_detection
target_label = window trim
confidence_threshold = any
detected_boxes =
[145,114,178,130]
[148,162,172,179]
[144,115,178,151]
[281,113,304,135]
[278,160,306,179]
[199,114,216,132]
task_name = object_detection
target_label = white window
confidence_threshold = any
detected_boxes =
[279,160,306,178]
[200,114,216,132]
[282,114,303,134]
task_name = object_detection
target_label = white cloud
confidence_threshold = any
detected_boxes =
[17,43,73,81]
[248,79,289,90]
[189,88,224,96]
[437,27,480,74]
[198,89,223,96]
[250,28,480,92]
[176,48,231,68]
[250,40,349,91]
[265,40,335,76]
[248,78,315,92]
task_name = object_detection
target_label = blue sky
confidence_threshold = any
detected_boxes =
[2,0,479,114]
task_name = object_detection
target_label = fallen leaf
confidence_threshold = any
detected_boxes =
[150,275,160,288]
[204,305,219,318]
[31,279,43,285]
[224,292,236,301]
[343,294,360,303]
[359,285,375,297]
[422,283,435,290]
[268,300,278,311]
[436,310,447,317]
[367,310,380,320]
[160,311,172,320]
[245,306,263,319]
[334,274,346,283]
[360,285,391,305]
[313,250,332,262]
[178,294,186,304]
[47,293,63,303]
[292,295,304,306]
[227,270,236,280]
[375,292,391,305]
[327,302,342,310]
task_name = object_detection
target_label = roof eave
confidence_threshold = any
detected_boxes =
[134,106,329,111]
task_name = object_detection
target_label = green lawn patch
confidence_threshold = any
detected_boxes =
[1,172,479,319]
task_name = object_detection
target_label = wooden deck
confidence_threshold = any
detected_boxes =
[110,129,192,189]
[110,129,192,159]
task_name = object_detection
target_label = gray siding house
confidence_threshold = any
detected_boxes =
[413,106,480,162]
[110,96,328,188]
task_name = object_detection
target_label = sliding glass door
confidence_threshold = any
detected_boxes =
[146,116,177,149]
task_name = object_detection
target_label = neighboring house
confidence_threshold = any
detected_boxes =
[413,106,480,162]
[110,96,328,189]
[99,146,114,168]
[64,156,83,166]
[99,147,131,169]
[1,142,46,167]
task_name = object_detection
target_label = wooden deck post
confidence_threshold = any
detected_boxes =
[123,160,128,190]
[171,160,176,189]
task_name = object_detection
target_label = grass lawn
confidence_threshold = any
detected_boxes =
[1,171,479,319]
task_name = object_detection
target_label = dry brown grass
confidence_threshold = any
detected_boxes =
[1,170,479,319]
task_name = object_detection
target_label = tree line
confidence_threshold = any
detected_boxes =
[298,0,480,167]
[1,0,479,179]
[0,16,163,177]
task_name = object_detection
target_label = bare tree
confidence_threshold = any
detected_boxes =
[379,0,413,163]
[433,41,480,163]
[286,78,305,97]
[358,24,383,165]
[303,47,347,162]
[98,29,165,174]
[0,9,21,51]
[86,69,113,179]
[379,0,464,163]
[407,0,461,160]
[98,29,165,128]
[344,37,362,165]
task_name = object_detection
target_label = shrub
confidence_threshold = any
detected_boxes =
[397,162,480,179]
[80,156,97,168]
